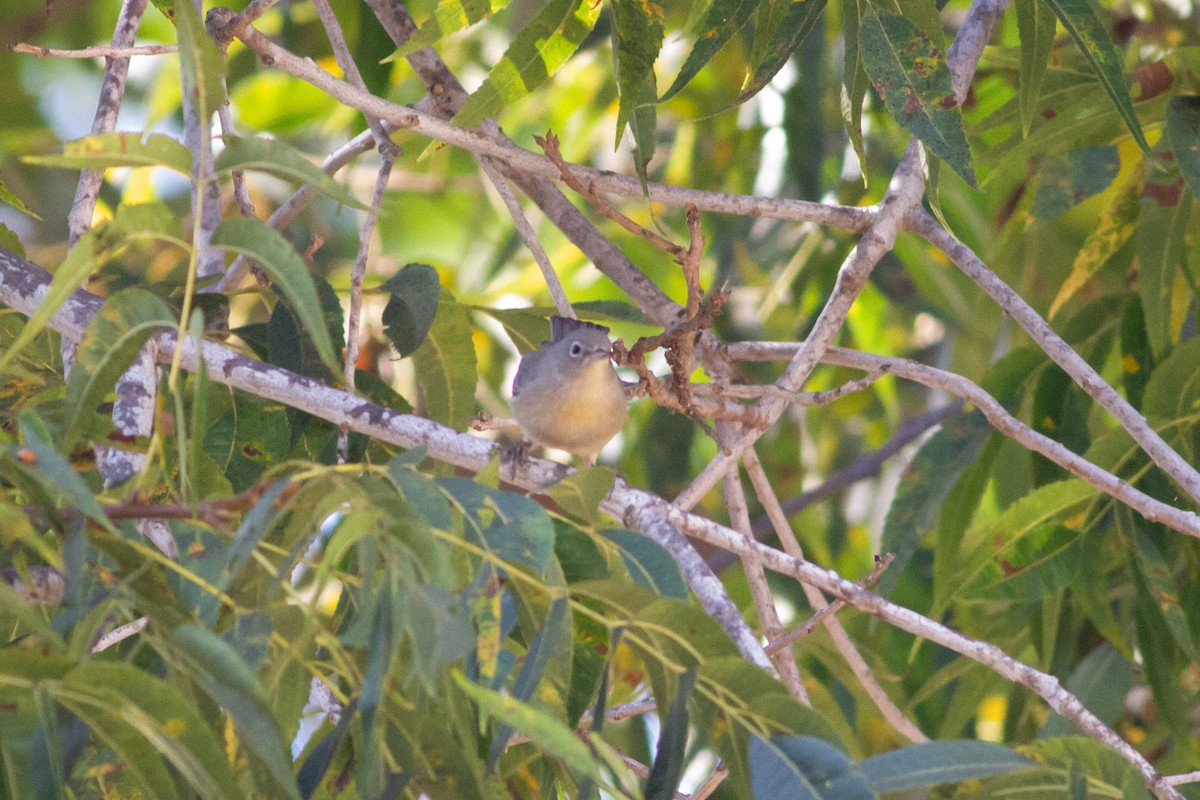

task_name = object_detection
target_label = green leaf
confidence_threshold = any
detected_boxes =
[479,307,550,354]
[213,137,366,209]
[957,479,1094,597]
[411,296,477,430]
[452,0,603,128]
[1123,514,1196,660]
[22,133,192,173]
[858,7,975,186]
[545,466,615,524]
[646,668,695,800]
[209,218,341,375]
[613,0,664,141]
[1049,161,1144,319]
[1031,146,1119,219]
[0,223,134,378]
[738,0,828,102]
[59,662,240,800]
[1040,644,1132,737]
[453,671,602,779]
[1136,179,1192,358]
[1015,0,1056,137]
[1142,335,1200,421]
[860,741,1034,791]
[16,415,115,532]
[600,528,688,599]
[172,0,225,125]
[661,0,767,102]
[169,625,301,800]
[1166,95,1200,206]
[841,0,869,179]
[380,263,442,358]
[61,288,175,451]
[392,0,510,57]
[1040,0,1154,160]
[487,596,569,769]
[0,176,40,219]
[203,396,291,492]
[749,735,873,800]
[880,407,994,596]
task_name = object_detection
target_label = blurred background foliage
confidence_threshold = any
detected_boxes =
[1,0,1199,795]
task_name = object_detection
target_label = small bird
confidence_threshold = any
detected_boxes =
[510,316,629,464]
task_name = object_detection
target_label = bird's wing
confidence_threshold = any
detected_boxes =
[512,347,548,397]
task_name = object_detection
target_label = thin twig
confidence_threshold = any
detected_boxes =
[910,208,1200,507]
[753,403,960,531]
[721,449,810,704]
[538,131,686,261]
[764,554,893,655]
[310,0,398,155]
[728,342,1200,540]
[479,158,574,318]
[669,0,1010,513]
[741,448,928,744]
[691,763,729,800]
[1166,772,1200,787]
[10,42,176,58]
[203,20,874,232]
[341,155,394,462]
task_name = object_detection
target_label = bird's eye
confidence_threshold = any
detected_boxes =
[569,342,583,357]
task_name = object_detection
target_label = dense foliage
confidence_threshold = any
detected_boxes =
[0,0,1198,797]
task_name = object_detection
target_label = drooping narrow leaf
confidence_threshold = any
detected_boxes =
[209,218,341,374]
[1165,95,1200,205]
[645,668,695,800]
[214,137,366,209]
[601,529,688,598]
[1040,0,1154,160]
[661,0,767,102]
[841,0,869,177]
[858,6,975,186]
[1136,178,1191,358]
[172,0,225,125]
[738,0,828,103]
[858,741,1035,791]
[452,0,604,128]
[170,625,301,800]
[0,176,39,219]
[453,671,602,779]
[1015,0,1057,137]
[629,102,658,190]
[59,662,240,800]
[61,288,175,450]
[1049,160,1144,319]
[613,0,664,142]
[393,0,510,57]
[487,596,569,769]
[22,133,192,174]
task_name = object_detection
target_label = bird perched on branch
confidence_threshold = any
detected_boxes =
[510,316,628,464]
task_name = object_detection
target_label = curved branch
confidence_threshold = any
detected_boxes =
[0,245,1179,799]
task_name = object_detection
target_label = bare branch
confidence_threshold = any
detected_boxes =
[478,158,574,318]
[728,342,1200,540]
[909,209,1200,507]
[11,42,176,58]
[0,246,1180,798]
[341,155,394,462]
